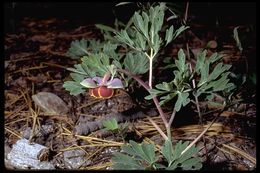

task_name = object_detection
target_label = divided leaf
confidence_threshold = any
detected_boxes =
[112,152,145,170]
[175,92,190,112]
[63,81,85,96]
[124,52,149,74]
[165,26,174,45]
[112,140,158,170]
[66,39,103,59]
[102,118,119,131]
[161,140,202,170]
[195,50,234,98]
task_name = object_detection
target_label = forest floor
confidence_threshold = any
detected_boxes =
[4,15,256,170]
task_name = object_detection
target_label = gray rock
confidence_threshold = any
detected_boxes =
[7,138,55,169]
[32,92,69,115]
[63,149,90,169]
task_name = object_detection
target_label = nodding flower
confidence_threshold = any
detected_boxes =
[80,74,124,99]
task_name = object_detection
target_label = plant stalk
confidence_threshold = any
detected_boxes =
[148,48,154,88]
[149,59,153,88]
[117,69,169,137]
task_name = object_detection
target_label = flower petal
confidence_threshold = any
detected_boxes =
[80,78,97,88]
[107,78,124,88]
[92,77,104,86]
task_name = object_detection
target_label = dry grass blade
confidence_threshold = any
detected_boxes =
[216,146,234,156]
[19,88,41,143]
[5,127,22,139]
[222,144,256,165]
[181,116,218,155]
[176,122,232,136]
[147,116,168,140]
[5,104,27,119]
[84,161,112,170]
[60,127,123,146]
[41,62,69,69]
[5,92,27,109]
[5,118,28,126]
[75,135,124,145]
[13,65,48,74]
[85,147,104,161]
[60,144,88,152]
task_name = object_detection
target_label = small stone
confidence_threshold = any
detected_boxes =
[32,92,69,115]
[63,149,90,169]
[7,138,54,169]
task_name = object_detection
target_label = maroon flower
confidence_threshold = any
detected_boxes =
[80,76,124,99]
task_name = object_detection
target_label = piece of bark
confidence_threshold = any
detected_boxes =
[7,138,54,169]
[75,108,157,135]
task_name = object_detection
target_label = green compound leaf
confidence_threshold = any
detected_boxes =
[112,152,145,170]
[66,39,104,59]
[112,140,158,170]
[172,25,189,40]
[70,73,85,82]
[123,52,149,75]
[63,81,85,96]
[161,140,202,170]
[175,91,190,112]
[195,50,234,98]
[155,82,173,91]
[81,53,110,77]
[165,25,174,45]
[102,118,119,131]
[66,39,90,59]
[161,139,174,166]
[95,24,117,33]
[176,49,187,72]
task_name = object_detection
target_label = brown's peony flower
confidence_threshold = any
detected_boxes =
[80,75,124,99]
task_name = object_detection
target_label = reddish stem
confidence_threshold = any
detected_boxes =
[117,69,168,129]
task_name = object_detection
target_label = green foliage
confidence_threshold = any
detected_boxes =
[66,39,103,59]
[64,3,189,97]
[194,51,235,98]
[63,81,86,96]
[145,49,234,112]
[124,52,149,74]
[112,139,202,170]
[82,53,110,77]
[165,25,190,46]
[95,23,121,43]
[102,118,129,142]
[173,49,191,90]
[112,140,159,170]
[63,52,116,95]
[145,49,191,111]
[175,91,190,112]
[161,140,202,170]
[66,39,120,60]
[114,2,188,58]
[103,118,119,131]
